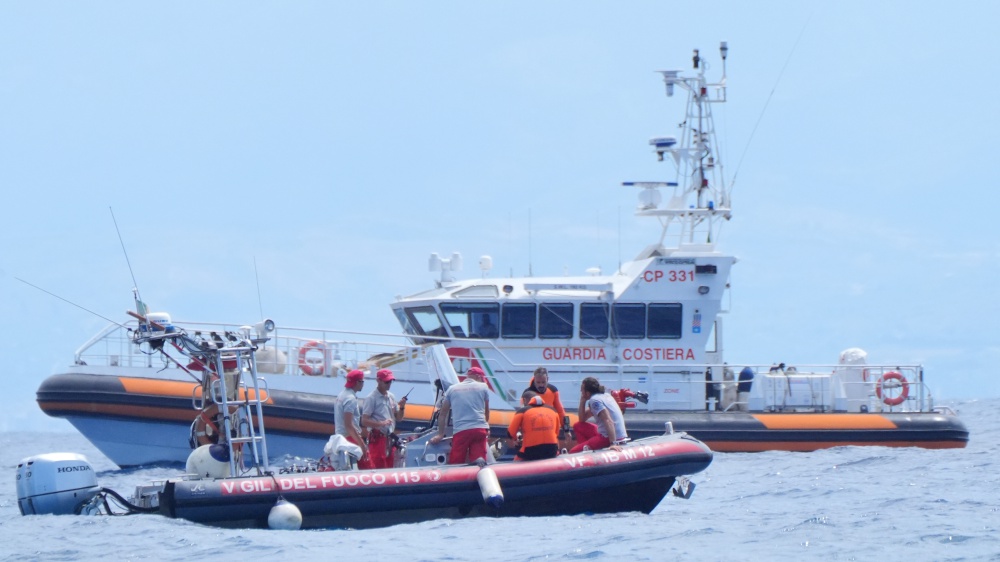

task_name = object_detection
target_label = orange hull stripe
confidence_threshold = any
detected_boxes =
[708,440,966,452]
[752,413,898,430]
[118,377,274,404]
[43,401,334,435]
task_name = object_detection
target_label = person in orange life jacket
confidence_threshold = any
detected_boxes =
[334,369,375,469]
[429,366,490,464]
[524,367,569,432]
[570,376,628,453]
[507,390,560,461]
[361,368,407,469]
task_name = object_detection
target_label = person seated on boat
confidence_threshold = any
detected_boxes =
[429,366,491,464]
[334,369,374,469]
[476,314,498,338]
[361,368,408,469]
[507,390,560,461]
[570,377,627,453]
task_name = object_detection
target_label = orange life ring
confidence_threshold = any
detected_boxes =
[875,371,909,407]
[192,404,222,446]
[298,340,326,376]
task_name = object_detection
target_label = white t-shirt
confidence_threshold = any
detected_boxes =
[588,392,627,441]
[443,379,490,432]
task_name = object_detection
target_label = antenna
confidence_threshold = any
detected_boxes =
[16,277,124,327]
[109,207,146,316]
[617,206,622,274]
[508,211,514,277]
[732,15,810,191]
[254,257,264,320]
[527,209,533,277]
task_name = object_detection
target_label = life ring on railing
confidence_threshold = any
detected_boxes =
[875,371,909,407]
[192,404,222,447]
[298,340,326,376]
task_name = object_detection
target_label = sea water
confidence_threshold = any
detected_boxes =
[2,398,997,561]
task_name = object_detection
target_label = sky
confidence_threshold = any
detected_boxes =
[2,1,998,431]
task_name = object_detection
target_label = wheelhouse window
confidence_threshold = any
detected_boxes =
[579,303,610,340]
[402,306,447,343]
[501,303,536,339]
[439,303,500,339]
[539,303,574,339]
[612,303,646,339]
[647,303,683,339]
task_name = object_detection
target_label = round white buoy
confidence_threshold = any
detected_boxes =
[185,444,231,479]
[268,498,302,530]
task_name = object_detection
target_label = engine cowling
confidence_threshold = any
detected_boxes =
[16,452,100,515]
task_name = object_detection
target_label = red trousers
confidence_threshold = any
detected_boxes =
[448,428,489,465]
[569,421,611,453]
[346,435,375,469]
[367,431,395,469]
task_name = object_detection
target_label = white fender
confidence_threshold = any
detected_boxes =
[185,444,231,479]
[268,498,303,530]
[476,466,504,508]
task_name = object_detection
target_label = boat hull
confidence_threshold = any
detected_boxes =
[622,411,969,451]
[38,371,968,467]
[159,434,712,529]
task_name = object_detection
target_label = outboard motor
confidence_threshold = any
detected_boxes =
[16,453,100,515]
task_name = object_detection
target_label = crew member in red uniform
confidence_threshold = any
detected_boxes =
[361,368,407,468]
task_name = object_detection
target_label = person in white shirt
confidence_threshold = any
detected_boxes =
[570,376,627,453]
[429,366,491,464]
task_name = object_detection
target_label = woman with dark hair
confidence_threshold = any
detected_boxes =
[570,376,628,453]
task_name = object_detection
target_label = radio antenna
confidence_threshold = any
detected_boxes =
[731,14,812,191]
[254,257,264,320]
[109,207,142,302]
[527,209,533,277]
[16,277,124,327]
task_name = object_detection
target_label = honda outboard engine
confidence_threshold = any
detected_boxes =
[16,453,100,515]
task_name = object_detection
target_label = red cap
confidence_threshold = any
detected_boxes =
[467,367,485,380]
[376,369,395,382]
[345,369,365,388]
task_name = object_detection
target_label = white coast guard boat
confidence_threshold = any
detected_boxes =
[36,43,967,466]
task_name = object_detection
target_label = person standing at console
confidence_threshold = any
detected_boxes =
[361,368,407,468]
[429,366,491,464]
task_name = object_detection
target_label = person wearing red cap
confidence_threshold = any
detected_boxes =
[429,366,490,464]
[361,368,408,469]
[334,369,374,469]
